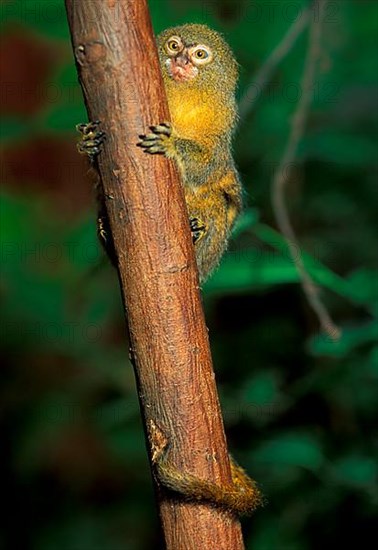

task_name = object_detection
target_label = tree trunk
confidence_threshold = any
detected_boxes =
[64,1,245,548]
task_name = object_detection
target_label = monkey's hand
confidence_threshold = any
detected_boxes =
[137,122,177,156]
[138,121,212,183]
[76,120,106,162]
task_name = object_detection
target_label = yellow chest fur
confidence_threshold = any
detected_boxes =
[166,86,232,142]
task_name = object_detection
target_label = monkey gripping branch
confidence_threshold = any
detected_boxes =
[64,1,262,548]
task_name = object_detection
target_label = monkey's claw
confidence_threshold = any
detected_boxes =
[97,216,108,244]
[137,122,172,154]
[190,217,207,244]
[76,120,106,162]
[150,122,172,136]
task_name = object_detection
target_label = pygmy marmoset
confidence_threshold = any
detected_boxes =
[138,23,242,281]
[78,23,242,282]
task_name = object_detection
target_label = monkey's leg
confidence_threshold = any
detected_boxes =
[185,183,232,282]
[76,121,116,261]
[219,171,243,231]
[196,171,243,281]
[187,169,242,281]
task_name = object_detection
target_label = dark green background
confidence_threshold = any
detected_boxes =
[1,1,377,548]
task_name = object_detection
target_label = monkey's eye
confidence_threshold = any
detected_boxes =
[165,36,183,55]
[190,45,213,66]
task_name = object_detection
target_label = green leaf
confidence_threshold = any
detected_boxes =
[368,347,378,377]
[303,130,378,167]
[204,251,301,294]
[37,64,86,132]
[241,371,279,405]
[0,192,33,240]
[254,223,374,305]
[253,433,324,471]
[1,0,70,40]
[232,208,260,237]
[345,268,378,312]
[94,397,139,430]
[309,320,378,357]
[0,117,30,142]
[330,455,378,487]
[104,424,145,463]
[42,103,87,131]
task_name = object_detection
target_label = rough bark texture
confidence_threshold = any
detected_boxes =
[64,1,245,548]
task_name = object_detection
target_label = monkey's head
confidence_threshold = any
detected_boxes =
[157,24,238,94]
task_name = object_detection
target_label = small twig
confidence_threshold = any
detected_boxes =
[239,7,311,118]
[271,0,341,341]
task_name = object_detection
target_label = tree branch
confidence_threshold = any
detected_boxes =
[64,0,245,548]
[239,6,311,118]
[271,0,341,340]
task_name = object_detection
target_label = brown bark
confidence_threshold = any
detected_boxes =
[64,1,245,548]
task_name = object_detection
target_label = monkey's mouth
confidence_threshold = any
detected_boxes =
[166,56,198,82]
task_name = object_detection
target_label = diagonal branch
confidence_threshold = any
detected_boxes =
[239,6,311,118]
[271,0,341,340]
[64,0,246,548]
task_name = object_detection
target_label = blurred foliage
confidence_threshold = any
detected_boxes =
[1,1,377,549]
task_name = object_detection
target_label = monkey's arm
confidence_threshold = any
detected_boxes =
[138,122,223,183]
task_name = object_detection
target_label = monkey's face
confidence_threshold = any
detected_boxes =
[157,24,238,91]
[163,34,212,82]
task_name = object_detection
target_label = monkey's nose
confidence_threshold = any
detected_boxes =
[175,54,190,67]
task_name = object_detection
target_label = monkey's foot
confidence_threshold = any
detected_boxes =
[96,214,117,265]
[76,121,106,162]
[97,216,108,244]
[190,217,207,244]
[137,122,172,154]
